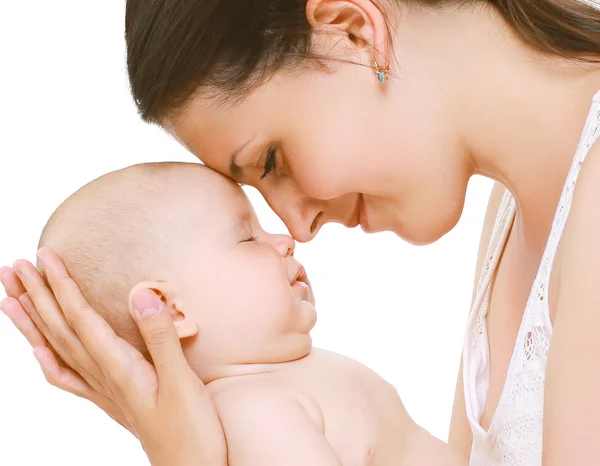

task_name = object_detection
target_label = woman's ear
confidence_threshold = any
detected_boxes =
[305,0,390,63]
[129,281,199,340]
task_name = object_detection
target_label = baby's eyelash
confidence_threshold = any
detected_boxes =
[243,236,258,243]
[260,146,277,180]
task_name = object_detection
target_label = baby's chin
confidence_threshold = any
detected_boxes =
[280,332,314,363]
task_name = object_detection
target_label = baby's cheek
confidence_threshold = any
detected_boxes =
[296,300,317,333]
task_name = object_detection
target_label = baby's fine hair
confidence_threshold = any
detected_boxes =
[38,162,190,355]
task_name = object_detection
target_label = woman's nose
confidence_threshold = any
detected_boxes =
[260,180,360,243]
[261,185,321,243]
[280,207,320,243]
[268,194,360,243]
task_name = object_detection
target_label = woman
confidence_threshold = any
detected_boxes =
[2,0,600,464]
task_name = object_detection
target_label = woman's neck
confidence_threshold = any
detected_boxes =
[450,8,600,251]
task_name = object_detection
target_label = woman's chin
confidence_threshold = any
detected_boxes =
[390,213,461,246]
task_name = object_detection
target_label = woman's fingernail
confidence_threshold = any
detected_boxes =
[139,307,158,318]
[133,289,160,318]
[0,298,7,312]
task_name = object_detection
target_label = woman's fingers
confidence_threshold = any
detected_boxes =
[33,345,95,398]
[37,248,103,327]
[19,291,65,348]
[18,292,107,393]
[11,258,109,396]
[37,248,183,399]
[36,249,150,389]
[0,296,48,348]
[35,249,166,410]
[36,249,123,357]
[0,266,26,298]
[12,259,80,353]
[12,259,78,354]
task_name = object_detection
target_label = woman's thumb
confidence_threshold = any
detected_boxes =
[130,288,186,375]
[132,288,162,319]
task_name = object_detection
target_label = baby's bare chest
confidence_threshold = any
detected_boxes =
[283,350,411,465]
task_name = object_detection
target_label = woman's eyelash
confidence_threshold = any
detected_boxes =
[260,146,277,180]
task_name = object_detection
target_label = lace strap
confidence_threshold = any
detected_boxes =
[473,190,516,301]
[535,92,600,296]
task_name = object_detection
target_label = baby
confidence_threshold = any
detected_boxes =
[38,162,458,466]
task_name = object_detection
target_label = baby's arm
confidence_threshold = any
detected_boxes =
[212,383,341,466]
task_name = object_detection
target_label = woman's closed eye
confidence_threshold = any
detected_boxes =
[260,146,277,180]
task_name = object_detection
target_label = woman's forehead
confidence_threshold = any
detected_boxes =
[170,104,243,155]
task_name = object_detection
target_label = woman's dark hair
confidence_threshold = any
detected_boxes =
[125,0,600,124]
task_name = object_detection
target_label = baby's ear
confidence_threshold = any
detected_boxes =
[129,281,199,340]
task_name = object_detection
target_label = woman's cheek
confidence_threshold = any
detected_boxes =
[289,153,349,200]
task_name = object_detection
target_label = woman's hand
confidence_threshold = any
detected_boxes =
[0,262,134,433]
[1,248,227,466]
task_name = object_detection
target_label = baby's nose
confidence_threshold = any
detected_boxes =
[271,234,295,257]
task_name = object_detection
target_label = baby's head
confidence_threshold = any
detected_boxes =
[38,162,316,381]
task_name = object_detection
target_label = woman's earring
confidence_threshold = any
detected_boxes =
[373,60,390,84]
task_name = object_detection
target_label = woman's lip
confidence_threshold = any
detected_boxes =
[359,195,370,232]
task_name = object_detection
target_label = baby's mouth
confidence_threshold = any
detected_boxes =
[291,266,313,301]
[293,267,307,285]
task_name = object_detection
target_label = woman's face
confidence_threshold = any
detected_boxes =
[167,6,473,245]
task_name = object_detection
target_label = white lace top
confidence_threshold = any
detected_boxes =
[463,89,600,466]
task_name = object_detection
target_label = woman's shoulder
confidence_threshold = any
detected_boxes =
[542,139,600,462]
[555,137,600,308]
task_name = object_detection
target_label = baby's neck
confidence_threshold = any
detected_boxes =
[198,352,312,386]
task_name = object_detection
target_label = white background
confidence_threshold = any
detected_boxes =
[0,2,492,465]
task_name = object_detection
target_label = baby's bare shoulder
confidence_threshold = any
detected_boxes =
[206,375,334,465]
[207,373,322,426]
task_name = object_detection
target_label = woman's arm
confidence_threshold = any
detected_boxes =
[543,142,600,464]
[448,181,505,460]
[1,248,227,466]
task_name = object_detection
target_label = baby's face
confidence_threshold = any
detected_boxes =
[173,171,316,368]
